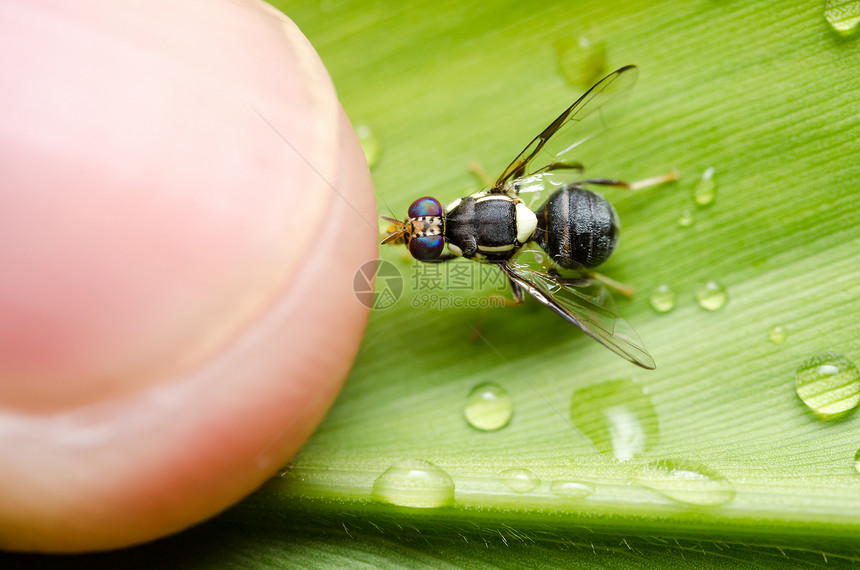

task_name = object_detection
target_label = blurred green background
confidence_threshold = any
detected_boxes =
[8,0,860,566]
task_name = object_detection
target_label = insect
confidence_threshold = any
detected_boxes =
[381,65,674,369]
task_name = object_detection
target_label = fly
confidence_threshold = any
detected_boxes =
[381,65,674,369]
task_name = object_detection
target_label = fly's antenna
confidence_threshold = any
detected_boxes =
[379,198,409,245]
[380,216,408,245]
[380,197,398,219]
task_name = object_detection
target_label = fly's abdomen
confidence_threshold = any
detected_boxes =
[533,185,619,269]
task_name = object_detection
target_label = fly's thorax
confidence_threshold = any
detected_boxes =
[444,192,537,260]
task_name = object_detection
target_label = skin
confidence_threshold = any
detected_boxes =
[0,0,376,552]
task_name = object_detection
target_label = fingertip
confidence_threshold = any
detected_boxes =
[0,0,376,552]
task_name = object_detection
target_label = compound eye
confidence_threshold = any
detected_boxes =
[408,196,443,219]
[409,235,444,261]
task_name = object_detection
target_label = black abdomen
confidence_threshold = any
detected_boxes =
[532,185,619,269]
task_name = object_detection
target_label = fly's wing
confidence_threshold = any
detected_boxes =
[494,65,638,192]
[499,255,655,369]
[510,168,585,202]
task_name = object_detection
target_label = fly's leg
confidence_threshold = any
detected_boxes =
[471,272,523,342]
[581,169,678,191]
[532,160,584,175]
[547,267,635,298]
[508,277,524,304]
[487,276,525,306]
[469,161,494,188]
[587,271,635,298]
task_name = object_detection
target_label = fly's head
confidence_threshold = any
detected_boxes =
[381,196,445,261]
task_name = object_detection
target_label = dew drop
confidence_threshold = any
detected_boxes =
[677,208,695,227]
[795,352,860,420]
[695,280,728,311]
[693,167,717,207]
[371,459,455,508]
[570,379,659,462]
[499,468,540,493]
[554,36,607,87]
[649,284,676,314]
[825,0,860,35]
[637,459,736,507]
[550,480,594,499]
[768,325,787,344]
[355,123,381,168]
[464,382,513,431]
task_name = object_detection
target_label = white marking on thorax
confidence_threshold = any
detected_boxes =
[477,244,515,253]
[515,202,537,244]
[447,242,463,257]
[475,194,511,204]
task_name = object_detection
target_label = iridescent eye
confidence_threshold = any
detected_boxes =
[409,235,444,260]
[408,196,443,219]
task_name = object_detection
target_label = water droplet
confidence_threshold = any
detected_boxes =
[825,0,860,35]
[464,382,513,431]
[499,468,540,493]
[854,448,860,474]
[677,208,695,227]
[570,379,659,462]
[693,167,717,207]
[768,325,787,344]
[550,480,594,499]
[695,280,728,311]
[554,36,607,87]
[355,123,381,168]
[371,459,455,508]
[649,284,676,313]
[637,459,736,507]
[795,352,860,420]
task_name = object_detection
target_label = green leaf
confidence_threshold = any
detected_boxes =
[252,0,860,564]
